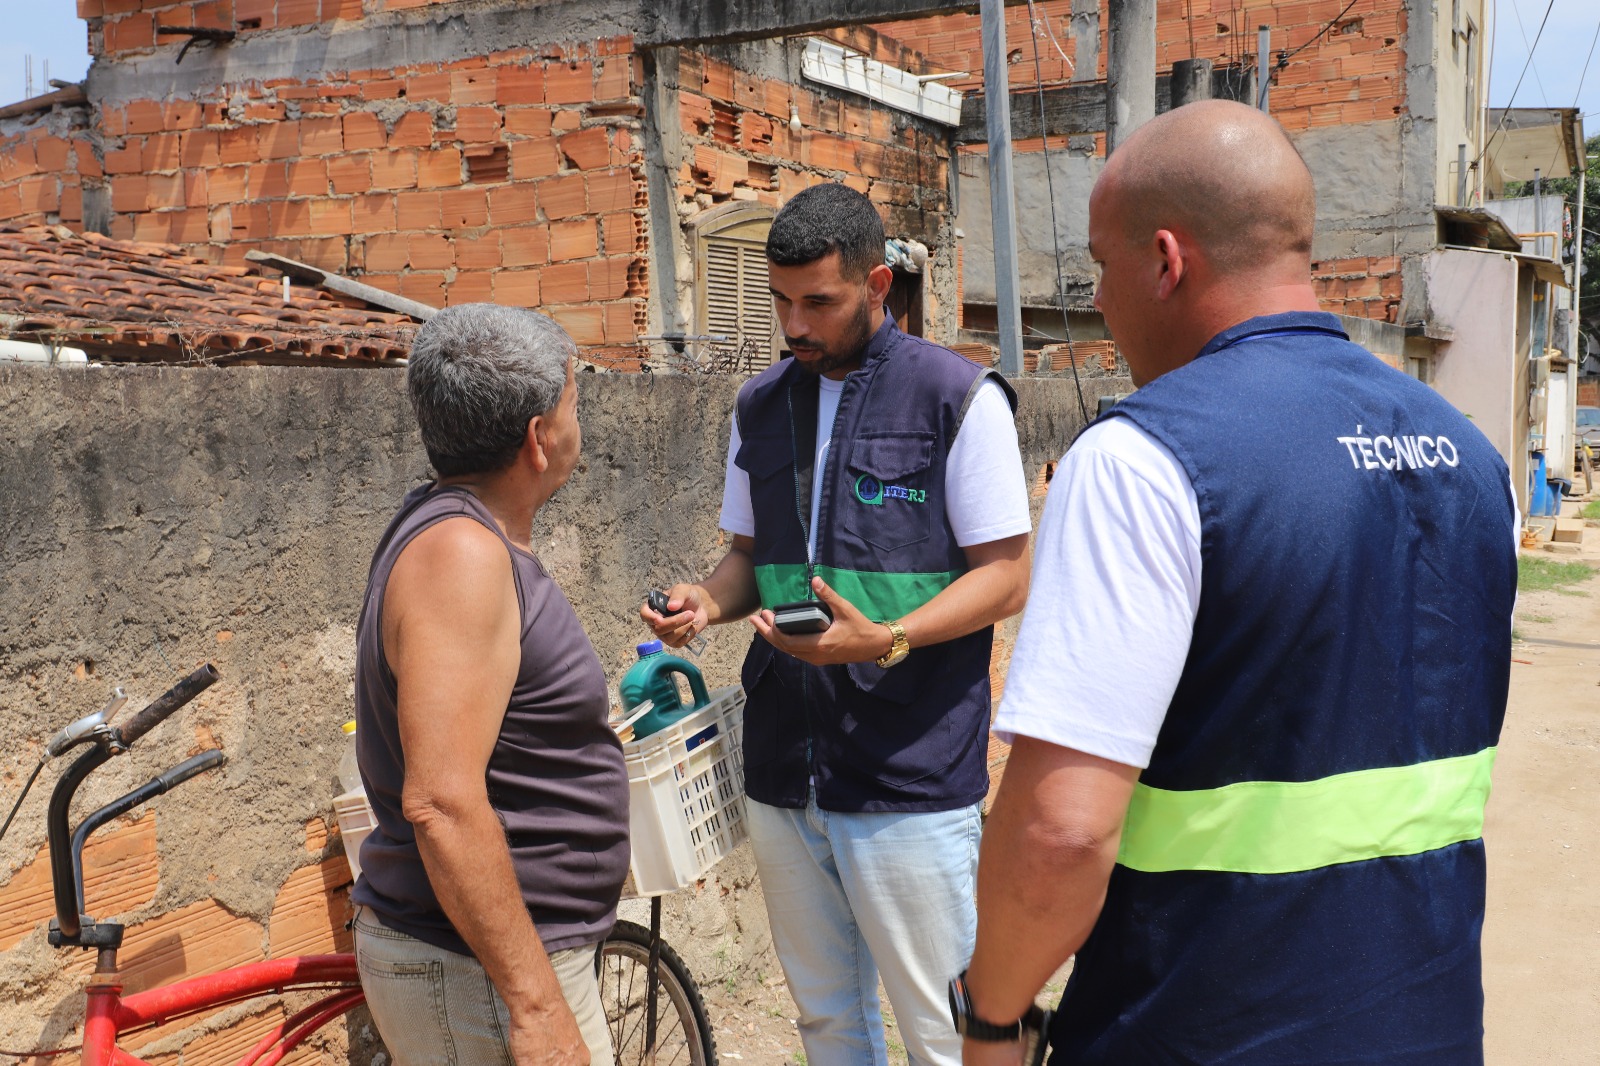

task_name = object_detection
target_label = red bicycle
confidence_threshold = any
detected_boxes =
[23,664,364,1066]
[13,664,717,1066]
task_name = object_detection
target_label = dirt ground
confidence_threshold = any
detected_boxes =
[698,500,1600,1065]
[1483,498,1600,1063]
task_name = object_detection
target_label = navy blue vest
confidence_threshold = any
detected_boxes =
[733,317,1016,812]
[1050,313,1515,1063]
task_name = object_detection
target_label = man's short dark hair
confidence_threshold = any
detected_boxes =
[766,183,886,279]
[406,304,574,478]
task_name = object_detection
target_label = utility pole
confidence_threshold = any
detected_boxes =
[1106,0,1156,151]
[980,0,1023,377]
[1256,25,1271,111]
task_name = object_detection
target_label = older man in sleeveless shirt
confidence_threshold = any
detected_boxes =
[351,305,628,1066]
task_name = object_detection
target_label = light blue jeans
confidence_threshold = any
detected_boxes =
[748,793,982,1066]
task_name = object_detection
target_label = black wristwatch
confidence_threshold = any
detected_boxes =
[948,971,1051,1050]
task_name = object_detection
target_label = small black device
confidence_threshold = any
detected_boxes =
[647,589,673,616]
[771,599,833,635]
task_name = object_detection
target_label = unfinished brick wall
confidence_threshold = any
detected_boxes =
[0,114,99,231]
[80,0,476,56]
[1579,379,1599,407]
[884,0,1406,133]
[1313,255,1403,322]
[674,51,951,244]
[7,14,649,346]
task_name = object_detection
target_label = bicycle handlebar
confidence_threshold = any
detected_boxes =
[116,664,219,748]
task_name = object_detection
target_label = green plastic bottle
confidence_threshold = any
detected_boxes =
[620,640,710,740]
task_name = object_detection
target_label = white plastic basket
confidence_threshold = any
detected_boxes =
[332,788,377,883]
[621,685,748,898]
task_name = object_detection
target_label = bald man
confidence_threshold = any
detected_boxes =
[954,101,1517,1064]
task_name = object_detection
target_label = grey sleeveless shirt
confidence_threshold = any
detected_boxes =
[351,483,629,955]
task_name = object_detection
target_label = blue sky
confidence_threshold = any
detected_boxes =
[7,2,1600,136]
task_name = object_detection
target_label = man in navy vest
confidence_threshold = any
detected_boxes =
[956,101,1517,1064]
[644,183,1032,1065]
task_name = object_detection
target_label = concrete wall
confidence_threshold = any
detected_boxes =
[1430,0,1488,207]
[0,362,1117,1062]
[1426,247,1529,509]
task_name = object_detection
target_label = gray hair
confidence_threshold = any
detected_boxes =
[406,303,575,477]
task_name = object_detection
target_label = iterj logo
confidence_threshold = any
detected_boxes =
[854,475,925,506]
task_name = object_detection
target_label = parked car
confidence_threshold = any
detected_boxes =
[1577,406,1600,465]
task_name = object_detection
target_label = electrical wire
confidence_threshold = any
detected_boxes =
[1276,0,1360,68]
[1507,0,1552,109]
[1476,0,1556,175]
[0,757,47,846]
[1573,18,1600,108]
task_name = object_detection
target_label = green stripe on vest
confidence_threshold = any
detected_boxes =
[754,563,962,621]
[1117,747,1496,875]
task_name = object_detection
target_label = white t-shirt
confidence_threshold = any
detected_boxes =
[718,378,1031,555]
[996,416,1522,769]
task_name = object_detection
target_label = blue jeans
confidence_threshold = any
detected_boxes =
[748,794,982,1066]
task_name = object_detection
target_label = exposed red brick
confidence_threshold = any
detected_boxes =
[343,112,387,151]
[399,271,447,306]
[300,118,344,156]
[417,148,464,189]
[588,256,635,300]
[451,68,499,106]
[501,224,549,267]
[409,233,453,269]
[441,187,489,228]
[558,127,610,170]
[351,193,397,232]
[586,169,636,213]
[448,270,496,304]
[388,111,435,149]
[457,232,502,270]
[364,232,410,272]
[540,260,588,303]
[105,12,157,53]
[371,150,419,191]
[103,145,144,176]
[287,159,329,198]
[328,155,370,195]
[551,303,603,344]
[396,190,443,229]
[593,56,632,102]
[497,65,545,106]
[219,127,258,166]
[538,173,586,219]
[488,184,539,227]
[505,108,554,138]
[247,162,291,200]
[549,218,598,261]
[510,138,560,180]
[494,268,541,306]
[545,61,594,106]
[124,99,165,135]
[258,121,301,161]
[452,106,502,143]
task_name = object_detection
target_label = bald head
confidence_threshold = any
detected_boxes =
[1096,100,1316,274]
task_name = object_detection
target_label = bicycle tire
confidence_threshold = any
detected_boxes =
[597,920,717,1066]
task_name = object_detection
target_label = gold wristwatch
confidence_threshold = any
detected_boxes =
[876,619,910,668]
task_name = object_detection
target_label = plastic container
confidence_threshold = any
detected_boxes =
[333,720,373,883]
[338,720,362,794]
[619,641,711,740]
[621,684,748,898]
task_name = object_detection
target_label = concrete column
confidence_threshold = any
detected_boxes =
[980,0,1025,377]
[1106,0,1156,151]
[1170,57,1213,110]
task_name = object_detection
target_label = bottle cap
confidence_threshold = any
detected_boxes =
[342,721,357,735]
[636,640,664,656]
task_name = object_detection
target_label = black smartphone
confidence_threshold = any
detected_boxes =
[771,599,833,635]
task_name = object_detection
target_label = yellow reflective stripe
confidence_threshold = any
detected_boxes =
[1116,747,1497,875]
